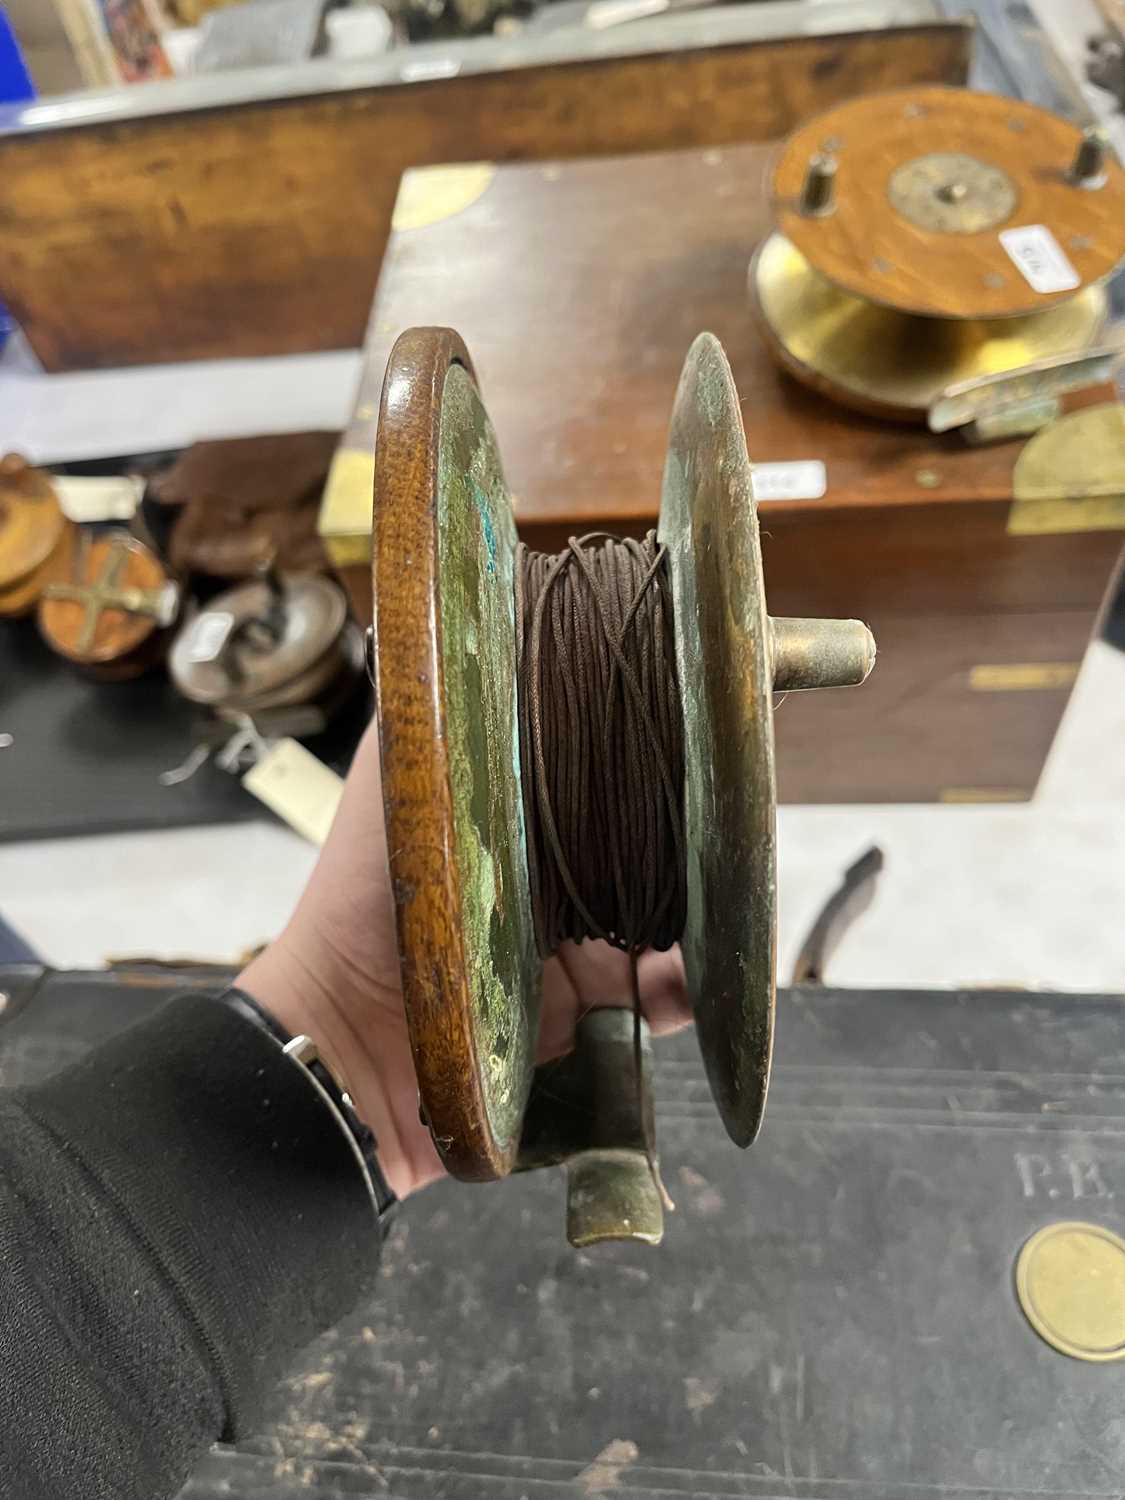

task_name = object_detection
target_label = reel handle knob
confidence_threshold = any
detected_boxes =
[769,616,876,692]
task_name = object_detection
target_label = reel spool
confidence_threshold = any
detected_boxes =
[749,88,1125,425]
[169,567,363,719]
[0,455,77,618]
[370,327,876,1247]
[38,531,181,681]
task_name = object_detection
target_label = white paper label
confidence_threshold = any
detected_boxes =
[751,460,827,503]
[52,474,143,523]
[243,738,344,846]
[187,611,235,664]
[999,226,1079,294]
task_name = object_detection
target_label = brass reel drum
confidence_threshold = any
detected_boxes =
[370,327,876,1247]
[750,88,1125,424]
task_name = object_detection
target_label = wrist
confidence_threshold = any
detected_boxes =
[236,934,415,1199]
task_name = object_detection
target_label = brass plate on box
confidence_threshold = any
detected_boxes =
[1009,403,1125,535]
[1016,1221,1125,1362]
[968,662,1080,691]
[940,787,1031,803]
[750,233,1106,422]
[392,163,497,232]
[319,447,375,568]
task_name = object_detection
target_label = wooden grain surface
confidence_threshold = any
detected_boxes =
[371,328,533,1180]
[345,141,1124,802]
[772,88,1125,319]
[0,23,971,369]
[0,456,66,588]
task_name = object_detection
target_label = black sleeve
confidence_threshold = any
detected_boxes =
[0,992,381,1500]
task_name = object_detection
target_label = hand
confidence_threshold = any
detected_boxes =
[239,720,692,1199]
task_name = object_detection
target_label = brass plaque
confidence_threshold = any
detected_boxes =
[392,163,496,232]
[1010,403,1125,535]
[1016,1222,1125,1362]
[318,447,375,567]
[940,787,1030,803]
[969,663,1080,692]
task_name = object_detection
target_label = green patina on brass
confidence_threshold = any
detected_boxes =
[659,332,777,1148]
[437,364,539,1152]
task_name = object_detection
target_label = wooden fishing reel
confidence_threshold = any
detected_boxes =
[370,328,875,1246]
[38,531,182,680]
[750,88,1125,430]
[0,455,76,618]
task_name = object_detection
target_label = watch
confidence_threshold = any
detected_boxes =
[219,986,397,1232]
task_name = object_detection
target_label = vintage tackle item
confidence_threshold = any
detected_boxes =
[369,327,875,1247]
[38,530,182,680]
[750,88,1125,423]
[0,454,77,618]
[168,566,362,716]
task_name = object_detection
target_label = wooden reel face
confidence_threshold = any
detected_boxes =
[372,329,539,1180]
[750,232,1108,423]
[771,88,1125,321]
[371,328,794,1179]
[0,456,74,617]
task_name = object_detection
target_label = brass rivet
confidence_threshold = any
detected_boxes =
[983,271,1006,289]
[1016,1222,1125,1362]
[915,469,941,488]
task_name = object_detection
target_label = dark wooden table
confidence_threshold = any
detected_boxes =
[325,141,1124,802]
[4,963,1122,1497]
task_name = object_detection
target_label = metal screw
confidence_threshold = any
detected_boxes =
[1068,125,1109,189]
[983,271,1006,289]
[364,624,376,685]
[799,153,837,217]
[937,180,968,204]
[915,469,941,489]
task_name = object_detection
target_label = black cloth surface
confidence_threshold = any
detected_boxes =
[0,992,379,1500]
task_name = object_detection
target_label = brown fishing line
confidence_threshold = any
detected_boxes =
[516,532,687,1209]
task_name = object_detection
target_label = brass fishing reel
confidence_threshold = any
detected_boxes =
[750,87,1125,433]
[368,327,876,1246]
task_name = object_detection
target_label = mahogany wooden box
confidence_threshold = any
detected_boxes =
[0,10,970,371]
[322,144,1124,804]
